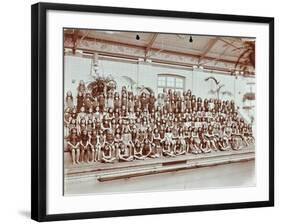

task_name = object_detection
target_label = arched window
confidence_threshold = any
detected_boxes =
[157,74,185,94]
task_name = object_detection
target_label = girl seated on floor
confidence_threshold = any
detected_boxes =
[200,139,211,153]
[174,139,186,156]
[245,124,255,145]
[162,140,175,157]
[205,126,218,151]
[101,144,116,163]
[217,136,230,151]
[189,137,202,154]
[118,143,133,162]
[229,135,242,151]
[142,139,152,159]
[133,141,143,160]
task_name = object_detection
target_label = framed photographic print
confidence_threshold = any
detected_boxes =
[31,2,274,222]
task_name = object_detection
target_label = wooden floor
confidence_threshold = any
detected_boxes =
[64,147,255,182]
[64,160,255,195]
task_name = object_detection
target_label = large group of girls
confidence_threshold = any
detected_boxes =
[64,80,254,165]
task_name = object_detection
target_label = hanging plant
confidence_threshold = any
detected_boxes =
[87,76,116,97]
[243,92,255,102]
[234,41,255,73]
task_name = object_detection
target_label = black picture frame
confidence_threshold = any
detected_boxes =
[31,2,274,222]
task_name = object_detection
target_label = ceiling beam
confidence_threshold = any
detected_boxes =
[198,37,219,64]
[145,33,158,59]
[71,30,79,54]
[218,37,240,50]
[64,33,243,65]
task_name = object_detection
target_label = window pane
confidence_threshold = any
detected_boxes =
[166,77,175,87]
[158,76,165,81]
[158,76,166,86]
[175,78,183,88]
[157,75,184,95]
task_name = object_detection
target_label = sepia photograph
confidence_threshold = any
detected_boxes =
[31,3,274,221]
[63,28,256,195]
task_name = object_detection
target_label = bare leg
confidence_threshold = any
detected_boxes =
[87,150,91,163]
[80,149,85,163]
[186,143,190,154]
[95,148,100,162]
[91,149,96,162]
[211,141,217,151]
[76,148,80,164]
[158,146,163,157]
[71,149,76,165]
